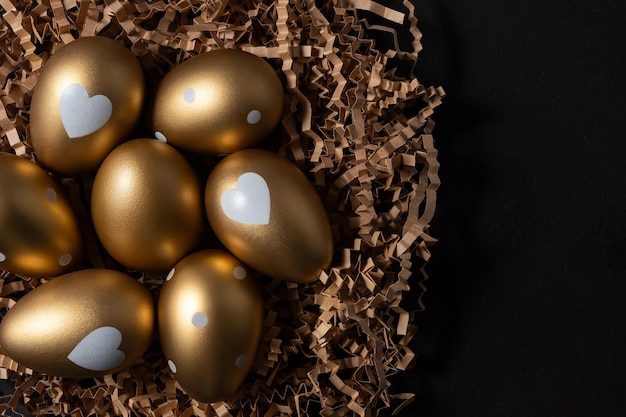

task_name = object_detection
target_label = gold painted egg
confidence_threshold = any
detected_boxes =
[0,269,154,378]
[91,139,203,272]
[151,49,283,154]
[30,36,145,176]
[158,250,263,403]
[0,152,82,277]
[204,149,333,283]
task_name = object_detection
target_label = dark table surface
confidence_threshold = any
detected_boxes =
[394,0,626,416]
[3,1,626,416]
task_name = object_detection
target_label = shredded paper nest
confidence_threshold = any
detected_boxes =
[0,0,444,415]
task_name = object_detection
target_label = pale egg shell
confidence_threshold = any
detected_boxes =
[204,149,333,283]
[91,139,203,272]
[0,269,154,378]
[158,250,263,403]
[151,49,283,154]
[0,152,82,277]
[30,36,144,176]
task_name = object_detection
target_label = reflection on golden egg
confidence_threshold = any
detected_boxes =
[30,36,144,176]
[204,149,333,283]
[0,269,154,378]
[158,250,263,403]
[151,49,283,154]
[91,139,202,272]
[0,152,82,277]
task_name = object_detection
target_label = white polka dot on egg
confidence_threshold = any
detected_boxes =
[166,268,175,281]
[58,253,72,266]
[168,359,177,373]
[191,312,209,328]
[183,88,195,103]
[235,354,248,368]
[155,131,168,142]
[233,266,247,280]
[45,188,57,202]
[246,110,262,125]
[0,252,5,262]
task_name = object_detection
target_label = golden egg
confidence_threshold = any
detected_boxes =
[158,250,263,403]
[151,49,283,154]
[0,269,154,378]
[0,152,82,277]
[91,139,202,272]
[204,149,333,283]
[30,36,145,176]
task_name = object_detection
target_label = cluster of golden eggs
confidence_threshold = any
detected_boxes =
[0,37,333,403]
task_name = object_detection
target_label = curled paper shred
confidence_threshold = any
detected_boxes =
[0,0,444,416]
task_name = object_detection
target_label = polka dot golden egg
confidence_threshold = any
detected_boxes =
[0,269,154,378]
[204,149,333,283]
[29,36,144,176]
[91,139,203,272]
[151,49,283,154]
[158,250,263,403]
[0,152,82,277]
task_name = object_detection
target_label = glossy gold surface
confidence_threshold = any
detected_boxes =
[205,149,333,283]
[30,36,144,176]
[0,153,82,277]
[91,139,202,272]
[0,269,154,378]
[151,49,283,154]
[158,250,263,403]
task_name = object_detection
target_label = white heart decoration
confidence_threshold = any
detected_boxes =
[67,326,126,371]
[220,172,270,225]
[59,83,113,138]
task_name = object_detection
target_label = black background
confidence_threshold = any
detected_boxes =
[3,1,626,416]
[394,0,626,416]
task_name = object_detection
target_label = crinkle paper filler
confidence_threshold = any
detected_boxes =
[0,0,445,415]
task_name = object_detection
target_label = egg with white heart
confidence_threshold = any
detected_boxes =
[0,152,82,277]
[151,49,283,154]
[91,139,203,272]
[29,36,144,176]
[158,250,263,403]
[204,149,333,283]
[0,269,154,378]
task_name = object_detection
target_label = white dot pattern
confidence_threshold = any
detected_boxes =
[58,253,72,266]
[45,188,57,202]
[235,354,248,368]
[166,268,175,281]
[233,266,247,280]
[191,312,209,328]
[0,252,5,262]
[168,359,177,373]
[183,88,195,103]
[247,110,262,124]
[155,131,167,142]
